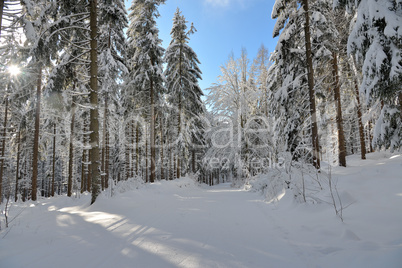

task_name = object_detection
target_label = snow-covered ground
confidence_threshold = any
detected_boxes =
[1,152,401,268]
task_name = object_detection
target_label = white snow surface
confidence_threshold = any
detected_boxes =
[1,152,402,268]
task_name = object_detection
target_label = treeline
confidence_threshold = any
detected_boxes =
[0,0,400,204]
[268,0,401,168]
[201,0,401,184]
[0,0,205,204]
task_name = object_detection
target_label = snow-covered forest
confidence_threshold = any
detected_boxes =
[0,0,401,266]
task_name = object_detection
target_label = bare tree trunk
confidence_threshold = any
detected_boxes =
[32,65,42,201]
[177,98,181,179]
[105,124,109,189]
[103,28,111,189]
[68,105,76,197]
[177,47,183,179]
[145,126,149,183]
[302,0,320,170]
[15,129,21,202]
[101,96,108,189]
[51,123,56,196]
[131,122,135,178]
[87,149,91,191]
[169,144,173,180]
[81,148,86,193]
[89,0,100,204]
[125,129,130,180]
[150,79,156,183]
[22,164,27,202]
[192,148,196,174]
[160,116,165,181]
[0,0,5,39]
[399,92,402,121]
[0,96,8,202]
[354,80,366,160]
[136,123,139,176]
[0,0,5,201]
[368,120,374,153]
[332,53,346,167]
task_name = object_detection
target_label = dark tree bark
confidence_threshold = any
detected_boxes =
[0,0,5,38]
[368,120,374,153]
[332,53,347,167]
[105,123,109,189]
[32,65,42,201]
[399,92,402,121]
[192,149,196,174]
[52,123,56,197]
[145,126,149,183]
[0,96,7,202]
[160,115,165,181]
[150,79,156,183]
[131,121,134,178]
[68,105,76,197]
[301,2,319,165]
[302,0,320,170]
[90,0,100,204]
[177,98,181,179]
[136,123,139,176]
[177,46,183,179]
[101,98,107,190]
[81,148,86,193]
[15,129,21,202]
[354,80,366,160]
[125,127,130,181]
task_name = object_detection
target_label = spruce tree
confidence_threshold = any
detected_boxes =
[336,0,402,150]
[164,8,203,178]
[127,0,166,183]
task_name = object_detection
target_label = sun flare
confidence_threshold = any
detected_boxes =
[8,65,21,76]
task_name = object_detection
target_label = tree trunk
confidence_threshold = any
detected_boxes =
[145,126,149,183]
[81,148,86,193]
[160,116,165,181]
[0,0,5,38]
[15,129,21,202]
[101,96,108,190]
[302,0,320,170]
[169,144,173,180]
[0,96,8,203]
[0,0,5,200]
[177,45,183,179]
[52,123,56,197]
[150,79,156,183]
[368,120,374,153]
[354,80,366,160]
[32,65,42,201]
[192,148,196,174]
[399,92,402,121]
[89,0,100,204]
[131,122,135,178]
[177,98,181,179]
[68,105,75,197]
[136,123,139,176]
[105,124,109,189]
[87,149,91,191]
[125,129,130,180]
[332,53,346,167]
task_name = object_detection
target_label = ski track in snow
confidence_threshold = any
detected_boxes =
[1,152,402,268]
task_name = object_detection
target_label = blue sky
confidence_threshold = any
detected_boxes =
[126,0,277,91]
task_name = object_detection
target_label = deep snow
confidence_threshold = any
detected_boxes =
[1,152,401,268]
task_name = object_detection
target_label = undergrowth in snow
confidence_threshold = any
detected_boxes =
[0,152,401,268]
[245,159,356,221]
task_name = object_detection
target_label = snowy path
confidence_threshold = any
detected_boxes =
[0,182,310,268]
[1,153,402,268]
